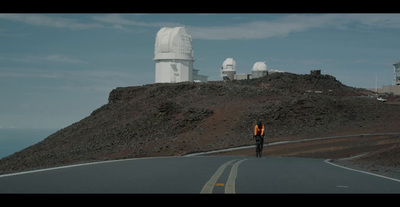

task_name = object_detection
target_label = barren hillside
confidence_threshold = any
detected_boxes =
[1,72,399,175]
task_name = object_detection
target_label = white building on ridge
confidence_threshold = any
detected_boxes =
[154,27,194,83]
[220,58,237,80]
[220,58,269,80]
[252,61,268,78]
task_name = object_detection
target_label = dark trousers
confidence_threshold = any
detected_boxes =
[254,135,264,150]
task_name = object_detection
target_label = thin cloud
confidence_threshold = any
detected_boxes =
[1,55,87,64]
[91,14,182,29]
[39,55,87,64]
[0,29,30,37]
[0,14,102,29]
[186,15,329,40]
[0,68,63,78]
[2,13,400,40]
[342,13,400,29]
[188,14,400,40]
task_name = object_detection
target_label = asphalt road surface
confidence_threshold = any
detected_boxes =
[1,156,400,194]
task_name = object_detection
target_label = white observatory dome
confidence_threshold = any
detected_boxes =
[154,27,194,61]
[252,61,267,71]
[154,27,194,83]
[222,58,236,71]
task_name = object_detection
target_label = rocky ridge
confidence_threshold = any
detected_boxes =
[0,72,399,175]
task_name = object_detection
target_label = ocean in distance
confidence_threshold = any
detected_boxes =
[0,128,57,159]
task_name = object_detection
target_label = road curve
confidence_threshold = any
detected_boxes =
[1,156,400,193]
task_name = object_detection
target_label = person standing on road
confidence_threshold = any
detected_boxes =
[254,121,265,151]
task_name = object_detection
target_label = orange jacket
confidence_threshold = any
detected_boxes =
[254,124,265,136]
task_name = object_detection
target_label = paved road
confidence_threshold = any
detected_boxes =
[1,156,400,193]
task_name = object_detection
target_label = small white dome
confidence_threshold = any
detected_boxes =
[222,58,236,71]
[252,61,267,71]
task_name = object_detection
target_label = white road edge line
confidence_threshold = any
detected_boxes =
[0,156,174,178]
[185,132,400,157]
[3,132,400,177]
[225,158,247,194]
[324,159,400,183]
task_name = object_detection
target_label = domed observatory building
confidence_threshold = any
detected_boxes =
[154,27,194,83]
[220,58,236,80]
[252,61,268,78]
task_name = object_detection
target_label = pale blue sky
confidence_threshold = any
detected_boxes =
[1,13,399,130]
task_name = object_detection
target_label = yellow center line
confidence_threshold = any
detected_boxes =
[200,158,247,194]
[225,159,247,194]
[200,159,239,194]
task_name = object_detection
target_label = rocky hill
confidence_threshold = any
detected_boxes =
[1,72,400,175]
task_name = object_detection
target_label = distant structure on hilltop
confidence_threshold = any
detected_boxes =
[220,58,237,81]
[154,26,207,83]
[393,62,400,86]
[373,61,400,95]
[220,58,282,81]
[153,27,291,83]
[251,61,268,78]
[310,70,321,76]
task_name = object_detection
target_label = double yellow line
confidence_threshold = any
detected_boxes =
[201,158,247,194]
